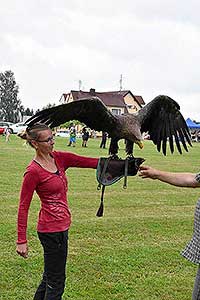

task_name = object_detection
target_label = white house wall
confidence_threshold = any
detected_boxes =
[124,93,141,113]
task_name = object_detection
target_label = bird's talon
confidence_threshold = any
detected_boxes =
[126,154,134,159]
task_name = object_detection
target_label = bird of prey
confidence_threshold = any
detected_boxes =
[26,95,192,156]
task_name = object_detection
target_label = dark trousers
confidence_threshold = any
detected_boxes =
[34,230,68,300]
[100,139,106,148]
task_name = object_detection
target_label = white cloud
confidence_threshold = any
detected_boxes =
[0,0,200,120]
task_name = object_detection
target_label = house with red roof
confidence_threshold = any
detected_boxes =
[60,88,145,115]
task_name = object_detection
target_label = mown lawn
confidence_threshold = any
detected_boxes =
[0,134,200,299]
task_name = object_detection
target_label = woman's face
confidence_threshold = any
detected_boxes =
[33,129,55,153]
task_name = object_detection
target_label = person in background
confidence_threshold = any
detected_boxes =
[5,126,11,142]
[100,131,108,149]
[139,164,200,300]
[81,127,89,147]
[67,124,76,147]
[91,130,97,139]
[16,123,99,300]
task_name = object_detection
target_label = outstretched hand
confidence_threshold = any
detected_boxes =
[139,165,159,180]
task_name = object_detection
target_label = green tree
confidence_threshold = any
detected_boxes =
[61,120,83,128]
[0,70,23,122]
[42,103,56,110]
[24,107,34,116]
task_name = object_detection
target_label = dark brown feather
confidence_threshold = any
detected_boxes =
[26,95,191,156]
[138,95,191,154]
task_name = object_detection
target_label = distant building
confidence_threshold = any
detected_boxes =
[60,88,145,115]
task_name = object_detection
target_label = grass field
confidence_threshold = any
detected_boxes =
[0,134,200,299]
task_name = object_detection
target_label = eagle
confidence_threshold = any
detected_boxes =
[26,95,192,156]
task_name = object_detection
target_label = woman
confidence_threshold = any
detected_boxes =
[139,165,200,300]
[16,123,99,300]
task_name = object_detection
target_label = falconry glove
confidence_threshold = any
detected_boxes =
[96,156,145,217]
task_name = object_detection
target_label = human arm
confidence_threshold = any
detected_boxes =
[139,165,200,188]
[55,151,98,169]
[16,168,39,258]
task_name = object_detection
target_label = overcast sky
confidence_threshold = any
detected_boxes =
[1,0,200,120]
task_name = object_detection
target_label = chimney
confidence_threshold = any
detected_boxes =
[90,88,96,96]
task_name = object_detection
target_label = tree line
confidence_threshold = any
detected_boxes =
[0,70,54,123]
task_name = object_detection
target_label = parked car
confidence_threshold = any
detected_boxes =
[55,129,83,138]
[55,129,70,138]
[0,127,4,134]
[9,122,27,134]
[0,121,14,135]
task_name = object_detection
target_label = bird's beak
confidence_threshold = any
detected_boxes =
[136,141,144,149]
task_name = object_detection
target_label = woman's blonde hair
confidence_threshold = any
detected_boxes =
[18,123,50,147]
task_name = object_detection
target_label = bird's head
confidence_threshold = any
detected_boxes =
[124,115,144,149]
[117,113,144,150]
[124,129,144,149]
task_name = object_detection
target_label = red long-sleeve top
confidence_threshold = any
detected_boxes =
[17,151,98,244]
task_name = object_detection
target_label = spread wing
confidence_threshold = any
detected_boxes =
[26,97,118,134]
[137,95,192,155]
